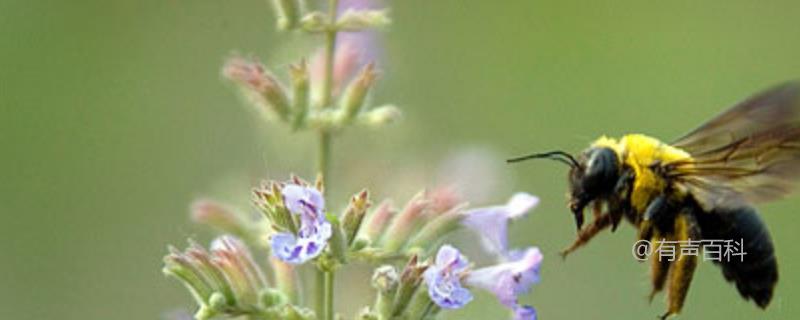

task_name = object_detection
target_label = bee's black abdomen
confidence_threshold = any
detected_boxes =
[695,205,778,308]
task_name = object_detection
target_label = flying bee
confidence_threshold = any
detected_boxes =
[509,82,800,319]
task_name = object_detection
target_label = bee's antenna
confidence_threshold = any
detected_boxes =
[506,150,579,168]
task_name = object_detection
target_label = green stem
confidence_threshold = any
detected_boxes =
[317,131,331,189]
[320,0,339,108]
[315,1,339,320]
[315,270,326,318]
[324,271,335,320]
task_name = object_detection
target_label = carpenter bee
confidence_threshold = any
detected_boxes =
[509,82,800,319]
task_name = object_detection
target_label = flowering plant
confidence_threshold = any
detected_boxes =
[163,1,544,319]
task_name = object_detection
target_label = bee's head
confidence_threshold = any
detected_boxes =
[508,146,620,230]
[567,147,620,229]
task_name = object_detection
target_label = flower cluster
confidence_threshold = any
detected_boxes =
[175,178,544,319]
[163,0,549,319]
[252,176,373,269]
[419,194,543,319]
[421,246,542,319]
[264,183,332,264]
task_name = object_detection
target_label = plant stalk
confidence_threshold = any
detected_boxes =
[316,0,340,319]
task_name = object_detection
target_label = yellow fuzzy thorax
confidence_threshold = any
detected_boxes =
[591,134,693,213]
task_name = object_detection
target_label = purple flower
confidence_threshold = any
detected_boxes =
[282,184,326,223]
[270,184,332,264]
[466,247,543,309]
[513,305,537,320]
[462,193,539,254]
[423,245,474,309]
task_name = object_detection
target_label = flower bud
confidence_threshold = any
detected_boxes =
[341,189,371,246]
[337,63,377,125]
[357,105,401,128]
[381,191,430,252]
[300,11,328,33]
[210,236,268,307]
[310,40,365,106]
[222,57,291,122]
[185,240,235,303]
[163,251,215,304]
[208,292,228,311]
[271,0,301,30]
[259,287,288,308]
[406,205,466,251]
[371,265,398,318]
[360,200,396,243]
[253,182,298,233]
[427,186,462,215]
[289,60,310,130]
[261,75,292,122]
[391,255,428,317]
[164,237,271,318]
[336,9,391,31]
[372,265,399,293]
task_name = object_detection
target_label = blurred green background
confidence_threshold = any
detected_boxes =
[3,0,800,319]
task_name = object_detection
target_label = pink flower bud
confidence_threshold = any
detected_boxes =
[381,191,430,252]
[222,56,291,121]
[360,199,396,243]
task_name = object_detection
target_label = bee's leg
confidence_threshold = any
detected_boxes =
[648,236,672,303]
[660,213,700,320]
[592,200,603,219]
[559,213,612,259]
[610,169,635,231]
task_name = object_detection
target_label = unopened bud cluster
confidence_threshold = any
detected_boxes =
[163,236,314,320]
[223,0,398,133]
[224,55,400,131]
[354,188,468,260]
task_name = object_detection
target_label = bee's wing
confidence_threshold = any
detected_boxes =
[667,81,800,210]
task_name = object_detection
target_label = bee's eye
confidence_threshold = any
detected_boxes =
[581,147,620,195]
